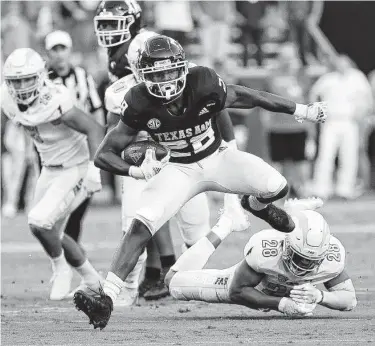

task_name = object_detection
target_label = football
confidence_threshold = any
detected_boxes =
[123,140,169,167]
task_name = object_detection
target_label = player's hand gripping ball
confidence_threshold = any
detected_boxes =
[123,140,170,167]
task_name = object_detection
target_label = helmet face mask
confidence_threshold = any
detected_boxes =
[282,210,330,277]
[283,238,326,276]
[94,0,142,48]
[94,15,135,47]
[137,36,188,101]
[4,48,46,106]
[138,60,188,100]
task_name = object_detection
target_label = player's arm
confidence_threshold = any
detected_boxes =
[61,106,105,160]
[228,259,282,310]
[94,120,137,175]
[225,84,327,123]
[290,270,357,311]
[320,270,357,311]
[216,110,237,148]
[106,111,121,133]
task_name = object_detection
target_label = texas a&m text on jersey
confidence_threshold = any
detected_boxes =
[121,66,227,163]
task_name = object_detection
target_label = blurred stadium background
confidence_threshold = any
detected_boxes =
[1,1,375,211]
[1,1,375,345]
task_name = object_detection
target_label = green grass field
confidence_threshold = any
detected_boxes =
[1,195,375,346]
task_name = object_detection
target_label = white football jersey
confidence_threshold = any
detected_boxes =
[105,74,138,115]
[1,80,89,167]
[244,229,345,297]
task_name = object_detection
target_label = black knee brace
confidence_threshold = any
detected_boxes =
[257,184,289,204]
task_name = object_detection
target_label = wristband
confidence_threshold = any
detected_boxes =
[128,166,144,179]
[293,103,308,118]
[317,290,324,304]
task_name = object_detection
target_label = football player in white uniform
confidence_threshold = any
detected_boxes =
[96,0,247,303]
[2,48,105,300]
[165,199,357,317]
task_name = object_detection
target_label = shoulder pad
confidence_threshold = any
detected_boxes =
[105,74,138,114]
[244,229,284,272]
[320,235,346,276]
[188,66,227,110]
[124,83,150,112]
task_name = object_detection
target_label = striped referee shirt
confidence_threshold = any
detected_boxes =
[48,66,102,115]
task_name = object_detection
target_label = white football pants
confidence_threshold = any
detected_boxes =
[134,142,286,235]
[28,161,89,236]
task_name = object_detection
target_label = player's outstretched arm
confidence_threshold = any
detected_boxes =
[290,270,357,311]
[228,259,281,310]
[61,106,105,160]
[229,259,313,316]
[225,84,327,123]
[94,120,137,175]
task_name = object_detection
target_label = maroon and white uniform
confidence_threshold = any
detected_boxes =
[121,66,286,234]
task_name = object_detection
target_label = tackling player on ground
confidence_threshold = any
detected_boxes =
[74,35,328,329]
[95,0,246,303]
[165,198,357,317]
[2,48,104,300]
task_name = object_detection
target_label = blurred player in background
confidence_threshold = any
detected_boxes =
[45,30,104,226]
[264,44,315,198]
[310,55,373,200]
[2,48,104,300]
[1,1,39,218]
[74,35,327,329]
[94,0,244,304]
[166,198,357,317]
[44,30,104,292]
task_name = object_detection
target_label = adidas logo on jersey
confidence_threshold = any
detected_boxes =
[199,107,209,116]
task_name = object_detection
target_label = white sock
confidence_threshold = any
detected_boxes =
[50,251,69,272]
[103,272,125,303]
[74,260,100,284]
[171,237,215,272]
[211,213,232,240]
[124,249,147,289]
[248,196,268,211]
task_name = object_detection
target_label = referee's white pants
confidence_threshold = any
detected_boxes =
[313,120,359,197]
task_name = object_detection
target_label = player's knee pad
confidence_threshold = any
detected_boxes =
[181,225,209,247]
[134,205,164,235]
[28,209,54,231]
[255,175,288,203]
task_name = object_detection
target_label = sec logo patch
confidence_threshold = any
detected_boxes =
[147,118,161,130]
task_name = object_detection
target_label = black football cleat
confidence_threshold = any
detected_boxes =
[138,277,159,298]
[143,272,170,301]
[74,288,113,330]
